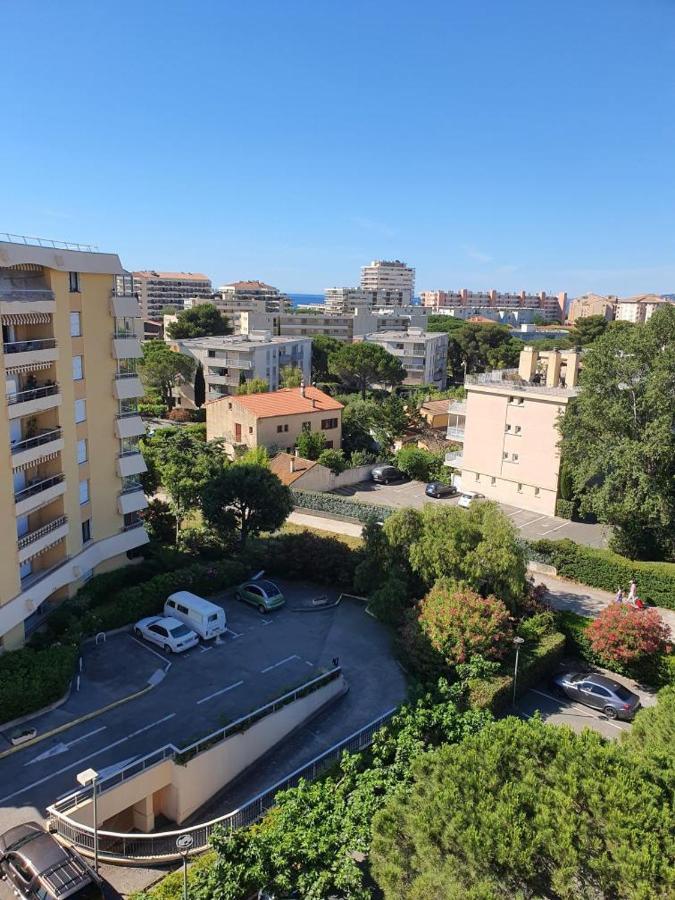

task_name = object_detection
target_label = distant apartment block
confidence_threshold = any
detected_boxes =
[324,287,372,314]
[0,237,148,649]
[614,294,673,324]
[217,280,292,312]
[274,307,431,343]
[446,347,580,516]
[360,260,415,306]
[134,271,212,319]
[362,328,448,388]
[206,385,343,456]
[566,293,617,323]
[167,332,311,406]
[420,288,567,323]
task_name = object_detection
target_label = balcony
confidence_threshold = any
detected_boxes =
[117,486,148,516]
[110,294,141,318]
[115,414,145,439]
[117,451,148,478]
[112,335,142,360]
[10,428,64,469]
[3,338,59,370]
[0,288,55,317]
[445,450,464,469]
[15,473,66,517]
[449,400,467,416]
[113,373,144,400]
[446,426,465,441]
[7,383,61,419]
[18,515,69,564]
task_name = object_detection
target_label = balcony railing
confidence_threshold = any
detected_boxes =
[464,369,578,396]
[0,233,98,252]
[123,517,145,532]
[11,428,62,455]
[6,383,59,405]
[113,330,136,339]
[15,473,65,503]
[446,426,465,440]
[18,515,68,550]
[3,338,57,354]
[115,371,139,379]
[445,450,464,466]
[117,409,140,418]
[0,288,55,303]
[120,482,143,495]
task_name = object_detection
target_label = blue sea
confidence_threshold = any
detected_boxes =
[289,293,324,308]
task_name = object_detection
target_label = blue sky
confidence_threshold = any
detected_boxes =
[3,0,675,296]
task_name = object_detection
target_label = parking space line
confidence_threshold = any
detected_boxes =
[261,654,300,674]
[131,636,172,670]
[529,689,625,731]
[304,660,313,666]
[199,646,213,653]
[260,619,272,626]
[519,514,549,527]
[196,680,244,706]
[541,521,570,535]
[224,627,241,638]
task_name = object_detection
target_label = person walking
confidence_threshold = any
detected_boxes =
[615,587,624,603]
[628,578,637,603]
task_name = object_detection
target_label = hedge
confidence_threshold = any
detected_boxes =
[0,644,79,722]
[246,531,362,589]
[468,631,566,715]
[530,539,675,611]
[555,499,574,520]
[291,489,392,523]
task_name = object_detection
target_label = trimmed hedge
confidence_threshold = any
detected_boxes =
[530,539,675,611]
[0,644,79,722]
[247,531,362,589]
[555,499,574,520]
[468,631,566,715]
[291,488,392,523]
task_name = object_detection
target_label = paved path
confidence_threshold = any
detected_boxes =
[288,510,363,537]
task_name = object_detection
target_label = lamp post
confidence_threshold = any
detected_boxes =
[176,833,194,900]
[512,636,525,707]
[76,768,100,874]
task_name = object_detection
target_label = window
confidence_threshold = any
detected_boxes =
[325,440,333,449]
[517,483,523,493]
[302,421,311,431]
[79,479,90,505]
[72,355,83,381]
[321,418,338,430]
[502,451,508,459]
[69,311,82,336]
[228,402,232,409]
[490,476,496,486]
[284,424,289,432]
[514,425,522,435]
[208,350,216,358]
[475,473,480,482]
[69,271,80,293]
[81,519,91,544]
[505,423,511,432]
[248,426,253,434]
[534,487,540,497]
[74,399,86,423]
[77,438,88,464]
[235,422,242,441]
[277,424,284,433]
[511,453,519,462]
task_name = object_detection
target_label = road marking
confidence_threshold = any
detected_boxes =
[519,514,549,527]
[305,660,314,666]
[260,618,272,626]
[224,627,241,638]
[261,654,299,674]
[528,689,626,731]
[541,521,570,535]
[0,714,175,804]
[196,680,244,705]
[25,726,107,767]
[131,635,173,669]
[199,645,213,653]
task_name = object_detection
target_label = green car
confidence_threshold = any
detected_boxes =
[235,579,286,613]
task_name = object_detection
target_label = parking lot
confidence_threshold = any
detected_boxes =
[333,480,609,547]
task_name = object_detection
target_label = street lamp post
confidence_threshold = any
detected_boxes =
[512,636,525,707]
[176,834,194,900]
[76,768,100,874]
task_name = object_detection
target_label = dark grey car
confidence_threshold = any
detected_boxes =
[371,465,407,485]
[553,672,641,721]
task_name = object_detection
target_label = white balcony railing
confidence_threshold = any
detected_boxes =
[445,450,464,467]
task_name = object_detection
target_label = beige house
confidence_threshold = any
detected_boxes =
[615,294,673,324]
[207,385,343,456]
[567,293,616,323]
[447,347,580,516]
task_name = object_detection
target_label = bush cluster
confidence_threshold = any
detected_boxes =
[247,530,362,589]
[0,644,80,723]
[554,498,575,519]
[530,538,675,610]
[291,488,392,523]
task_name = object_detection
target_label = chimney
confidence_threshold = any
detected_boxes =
[290,455,295,473]
[300,379,306,398]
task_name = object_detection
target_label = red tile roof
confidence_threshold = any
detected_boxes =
[219,386,344,419]
[269,452,318,485]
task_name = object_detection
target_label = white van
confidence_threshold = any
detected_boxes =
[164,591,227,640]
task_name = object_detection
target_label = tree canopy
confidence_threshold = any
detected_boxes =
[236,377,269,395]
[371,716,675,899]
[570,313,609,345]
[138,340,196,409]
[329,342,405,398]
[311,334,342,382]
[559,305,675,559]
[166,303,231,339]
[279,364,303,388]
[295,427,327,460]
[202,463,292,545]
[193,362,205,408]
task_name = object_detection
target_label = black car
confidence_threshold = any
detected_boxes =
[0,822,103,898]
[425,481,458,499]
[552,671,641,720]
[371,465,407,485]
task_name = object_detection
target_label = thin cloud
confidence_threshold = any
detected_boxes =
[352,216,398,239]
[462,244,493,263]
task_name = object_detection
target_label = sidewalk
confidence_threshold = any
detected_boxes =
[287,511,363,538]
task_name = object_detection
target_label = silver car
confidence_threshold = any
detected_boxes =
[553,671,641,720]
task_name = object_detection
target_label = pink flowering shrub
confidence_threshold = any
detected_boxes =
[588,604,670,666]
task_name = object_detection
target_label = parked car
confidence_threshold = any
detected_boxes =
[371,464,407,485]
[235,580,286,613]
[164,591,226,640]
[0,821,103,899]
[425,481,458,499]
[134,615,199,653]
[458,491,485,508]
[553,671,641,720]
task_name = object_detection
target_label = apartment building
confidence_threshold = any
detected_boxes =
[615,294,672,323]
[420,288,567,323]
[0,237,148,649]
[206,385,343,456]
[362,328,448,388]
[168,332,312,406]
[360,260,415,306]
[217,280,292,313]
[446,347,580,516]
[566,293,616,323]
[134,271,212,319]
[324,287,372,314]
[272,307,431,343]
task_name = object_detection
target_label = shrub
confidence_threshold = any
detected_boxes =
[246,530,361,589]
[0,645,79,722]
[555,498,575,519]
[395,446,446,482]
[349,449,377,467]
[516,610,556,641]
[291,488,392,523]
[182,422,207,441]
[142,499,177,544]
[529,539,675,610]
[167,407,191,422]
[588,604,671,666]
[138,400,167,418]
[317,448,348,474]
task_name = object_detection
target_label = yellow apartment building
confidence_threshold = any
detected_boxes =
[0,236,149,650]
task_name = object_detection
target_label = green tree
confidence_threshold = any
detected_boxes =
[138,340,196,409]
[295,426,326,460]
[371,717,675,900]
[329,342,405,399]
[166,303,231,339]
[570,313,609,346]
[340,396,379,455]
[279,364,303,388]
[395,446,445,482]
[559,305,675,559]
[372,394,411,451]
[311,334,342,381]
[193,362,205,408]
[202,463,292,546]
[317,448,347,474]
[236,377,269,395]
[235,445,270,467]
[623,685,675,774]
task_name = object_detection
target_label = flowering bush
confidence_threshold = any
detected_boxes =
[588,604,671,666]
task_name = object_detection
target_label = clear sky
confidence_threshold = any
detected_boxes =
[3,0,674,296]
